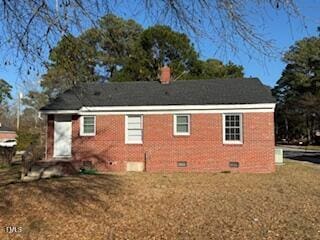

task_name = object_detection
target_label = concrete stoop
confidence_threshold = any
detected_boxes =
[21,165,64,182]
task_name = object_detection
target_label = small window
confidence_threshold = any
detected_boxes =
[80,116,96,136]
[174,115,190,136]
[126,115,143,144]
[223,113,242,144]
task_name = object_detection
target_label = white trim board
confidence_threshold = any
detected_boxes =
[40,103,276,115]
[80,103,275,111]
[40,110,78,114]
[79,109,274,115]
[0,131,16,134]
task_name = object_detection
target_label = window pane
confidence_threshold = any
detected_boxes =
[126,116,142,143]
[128,116,141,124]
[128,129,142,136]
[84,124,94,134]
[235,133,240,140]
[224,114,241,142]
[82,116,95,134]
[127,135,142,142]
[177,124,188,133]
[128,122,141,129]
[176,116,188,124]
[127,130,142,142]
[84,116,94,125]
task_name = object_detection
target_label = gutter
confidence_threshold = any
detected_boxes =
[39,103,276,115]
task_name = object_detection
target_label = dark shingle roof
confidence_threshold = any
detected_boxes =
[0,124,15,132]
[41,78,275,111]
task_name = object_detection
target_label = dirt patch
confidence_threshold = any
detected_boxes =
[0,162,319,239]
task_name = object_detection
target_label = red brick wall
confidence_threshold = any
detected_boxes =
[47,115,54,159]
[46,112,275,173]
[0,132,16,140]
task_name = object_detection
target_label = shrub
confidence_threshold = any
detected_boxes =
[16,131,40,151]
[79,169,98,175]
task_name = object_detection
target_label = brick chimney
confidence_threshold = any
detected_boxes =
[160,66,171,84]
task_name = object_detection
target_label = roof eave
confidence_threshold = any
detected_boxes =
[39,103,276,115]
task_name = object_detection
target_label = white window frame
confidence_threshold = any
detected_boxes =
[173,114,191,136]
[80,115,96,136]
[125,115,143,144]
[222,113,243,144]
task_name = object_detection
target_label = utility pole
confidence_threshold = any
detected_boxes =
[16,92,23,131]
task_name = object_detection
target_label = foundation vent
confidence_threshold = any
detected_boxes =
[177,161,187,167]
[229,161,240,168]
[126,162,144,172]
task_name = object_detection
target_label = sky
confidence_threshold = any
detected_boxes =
[0,0,319,98]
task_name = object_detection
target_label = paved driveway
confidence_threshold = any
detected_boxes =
[280,146,320,164]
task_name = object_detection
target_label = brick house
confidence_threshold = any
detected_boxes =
[0,123,16,141]
[40,67,276,173]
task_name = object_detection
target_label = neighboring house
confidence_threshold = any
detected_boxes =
[40,67,276,173]
[0,123,16,141]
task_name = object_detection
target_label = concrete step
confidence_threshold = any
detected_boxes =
[41,165,64,178]
[25,165,64,179]
[21,175,40,182]
[21,161,76,182]
[28,165,45,178]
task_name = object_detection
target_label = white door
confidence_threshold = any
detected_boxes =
[54,115,72,158]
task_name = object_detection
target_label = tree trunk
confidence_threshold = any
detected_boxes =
[284,116,289,142]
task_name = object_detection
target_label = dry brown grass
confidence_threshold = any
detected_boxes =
[0,161,319,240]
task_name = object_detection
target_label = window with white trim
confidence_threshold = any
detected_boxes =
[80,116,96,136]
[174,114,190,136]
[223,113,243,144]
[126,115,143,144]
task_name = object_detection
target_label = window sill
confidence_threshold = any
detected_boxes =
[223,141,243,145]
[125,142,143,145]
[174,133,190,137]
[80,134,96,137]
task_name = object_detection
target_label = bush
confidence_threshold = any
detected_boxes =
[79,169,98,175]
[21,143,45,177]
[0,163,10,169]
[0,146,16,165]
[16,131,40,151]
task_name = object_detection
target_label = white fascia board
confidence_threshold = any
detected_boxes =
[81,103,275,111]
[39,110,79,114]
[79,103,276,115]
[0,131,16,134]
[40,103,276,115]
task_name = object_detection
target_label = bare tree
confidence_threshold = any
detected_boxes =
[0,0,301,73]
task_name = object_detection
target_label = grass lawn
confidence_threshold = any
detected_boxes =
[0,162,319,240]
[301,145,320,151]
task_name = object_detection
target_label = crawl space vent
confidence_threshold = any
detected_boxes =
[229,161,239,168]
[177,161,187,167]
